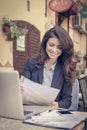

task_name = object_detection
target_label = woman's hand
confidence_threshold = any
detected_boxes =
[20,86,25,93]
[20,82,26,93]
[51,101,59,109]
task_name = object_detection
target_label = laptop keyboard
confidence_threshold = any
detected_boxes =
[24,110,33,115]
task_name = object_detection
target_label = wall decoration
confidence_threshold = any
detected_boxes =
[16,35,25,51]
[27,0,30,11]
[45,0,47,17]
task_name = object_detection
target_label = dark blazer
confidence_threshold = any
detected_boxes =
[22,57,72,109]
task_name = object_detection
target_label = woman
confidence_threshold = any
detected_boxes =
[22,26,77,109]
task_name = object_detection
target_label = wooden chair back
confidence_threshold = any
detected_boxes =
[78,75,87,111]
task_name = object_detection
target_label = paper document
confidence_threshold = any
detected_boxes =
[23,110,87,129]
[21,77,60,105]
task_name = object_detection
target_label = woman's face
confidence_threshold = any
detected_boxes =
[46,37,62,60]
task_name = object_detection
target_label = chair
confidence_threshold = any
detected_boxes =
[78,75,87,111]
[68,79,79,111]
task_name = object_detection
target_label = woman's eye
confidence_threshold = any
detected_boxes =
[57,45,62,50]
[49,43,54,47]
[48,42,62,50]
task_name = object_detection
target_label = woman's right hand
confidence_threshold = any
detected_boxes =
[20,81,26,93]
[20,86,25,93]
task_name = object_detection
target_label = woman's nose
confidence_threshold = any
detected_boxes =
[52,47,57,52]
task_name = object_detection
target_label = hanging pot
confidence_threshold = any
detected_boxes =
[2,23,11,33]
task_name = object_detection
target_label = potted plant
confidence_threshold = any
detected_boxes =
[2,17,14,33]
[2,17,27,40]
[74,51,83,63]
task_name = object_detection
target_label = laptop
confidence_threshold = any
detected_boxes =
[0,71,48,120]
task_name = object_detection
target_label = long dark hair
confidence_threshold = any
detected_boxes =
[39,26,77,85]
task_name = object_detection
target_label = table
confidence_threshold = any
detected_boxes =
[0,117,84,130]
[0,105,86,130]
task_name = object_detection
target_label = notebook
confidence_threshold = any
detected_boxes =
[0,71,47,120]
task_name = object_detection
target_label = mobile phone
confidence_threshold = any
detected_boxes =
[58,110,72,114]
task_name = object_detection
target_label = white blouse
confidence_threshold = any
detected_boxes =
[42,63,56,87]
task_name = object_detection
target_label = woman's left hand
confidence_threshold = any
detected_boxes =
[51,101,59,109]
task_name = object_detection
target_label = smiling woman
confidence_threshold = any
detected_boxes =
[22,26,77,110]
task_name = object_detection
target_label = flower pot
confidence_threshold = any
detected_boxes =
[2,23,11,33]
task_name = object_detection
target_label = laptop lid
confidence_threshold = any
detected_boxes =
[0,71,54,120]
[0,71,26,120]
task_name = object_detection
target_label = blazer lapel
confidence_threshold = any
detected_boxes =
[51,61,63,89]
[38,64,44,84]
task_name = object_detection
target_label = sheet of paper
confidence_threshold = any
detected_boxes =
[21,77,60,105]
